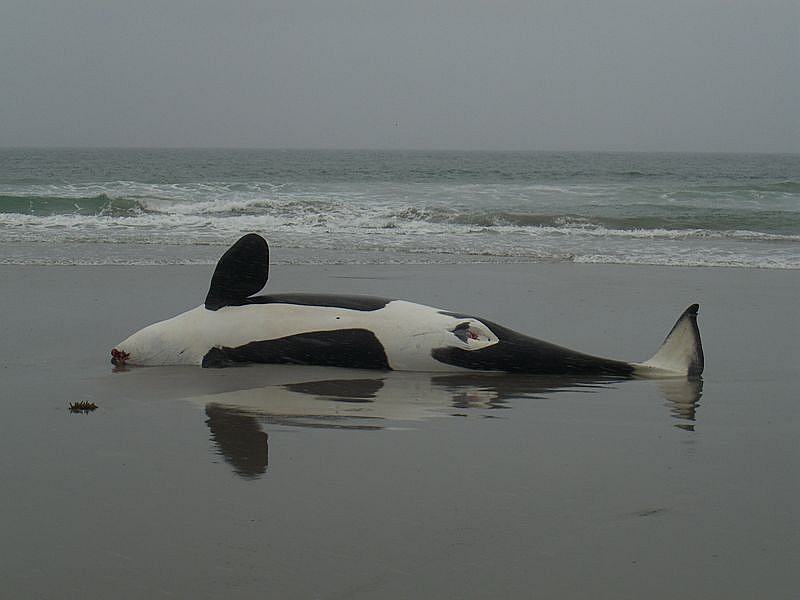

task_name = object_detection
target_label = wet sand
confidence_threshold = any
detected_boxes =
[1,262,798,599]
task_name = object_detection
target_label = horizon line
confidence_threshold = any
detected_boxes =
[1,145,797,157]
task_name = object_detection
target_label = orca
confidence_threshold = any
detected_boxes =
[111,233,704,378]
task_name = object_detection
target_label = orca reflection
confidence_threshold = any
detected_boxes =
[201,370,702,478]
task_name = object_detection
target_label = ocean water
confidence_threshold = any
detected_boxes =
[0,148,798,268]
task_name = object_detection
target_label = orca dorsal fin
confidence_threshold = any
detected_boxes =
[204,233,269,310]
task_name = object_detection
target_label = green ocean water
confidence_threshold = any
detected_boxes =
[0,149,798,267]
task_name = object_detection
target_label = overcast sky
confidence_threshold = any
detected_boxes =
[1,0,797,152]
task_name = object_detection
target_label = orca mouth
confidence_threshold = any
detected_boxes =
[111,348,130,366]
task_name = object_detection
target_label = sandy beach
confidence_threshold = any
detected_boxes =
[1,262,798,599]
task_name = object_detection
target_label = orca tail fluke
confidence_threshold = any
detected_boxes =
[633,304,704,378]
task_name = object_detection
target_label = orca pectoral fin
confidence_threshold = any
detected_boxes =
[634,304,704,378]
[205,233,269,311]
[202,347,251,368]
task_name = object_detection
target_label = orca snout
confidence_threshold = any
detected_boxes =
[111,348,130,366]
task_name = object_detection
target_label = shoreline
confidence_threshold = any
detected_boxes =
[7,258,800,270]
[2,247,798,270]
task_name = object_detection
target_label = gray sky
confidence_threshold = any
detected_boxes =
[1,0,797,152]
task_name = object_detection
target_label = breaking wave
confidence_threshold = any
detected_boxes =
[1,150,797,268]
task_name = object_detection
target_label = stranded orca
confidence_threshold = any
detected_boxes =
[111,233,704,378]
